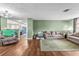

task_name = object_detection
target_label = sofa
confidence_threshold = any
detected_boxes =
[46,31,64,39]
[0,36,18,45]
[67,32,79,44]
[33,31,64,39]
[0,29,18,46]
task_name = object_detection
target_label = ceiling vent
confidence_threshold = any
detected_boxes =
[63,9,70,12]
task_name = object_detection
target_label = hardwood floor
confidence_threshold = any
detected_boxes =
[0,37,28,56]
[0,38,79,56]
[23,39,79,56]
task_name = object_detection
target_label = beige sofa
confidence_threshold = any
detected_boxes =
[45,31,64,39]
[67,32,79,44]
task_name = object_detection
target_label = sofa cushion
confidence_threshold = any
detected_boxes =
[71,32,79,37]
[0,36,4,39]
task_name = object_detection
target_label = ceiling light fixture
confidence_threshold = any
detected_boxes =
[0,10,8,18]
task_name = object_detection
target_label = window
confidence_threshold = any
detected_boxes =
[76,18,79,32]
[7,19,19,29]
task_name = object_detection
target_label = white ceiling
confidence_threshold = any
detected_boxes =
[0,3,79,20]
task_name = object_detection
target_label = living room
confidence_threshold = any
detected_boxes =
[1,3,79,56]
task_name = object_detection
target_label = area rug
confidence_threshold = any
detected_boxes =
[40,39,79,51]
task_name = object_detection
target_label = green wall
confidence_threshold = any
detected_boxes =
[27,18,33,38]
[33,20,73,34]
